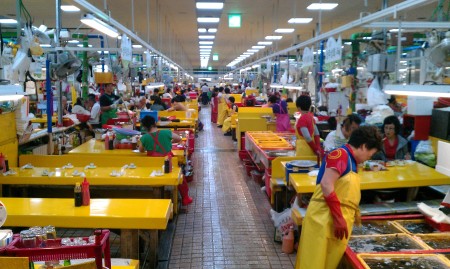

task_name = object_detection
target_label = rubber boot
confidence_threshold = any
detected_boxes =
[178,178,193,206]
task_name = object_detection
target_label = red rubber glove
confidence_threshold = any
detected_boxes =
[324,191,348,240]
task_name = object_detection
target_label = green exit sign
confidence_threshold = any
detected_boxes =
[228,14,241,28]
[213,54,219,61]
[208,66,212,71]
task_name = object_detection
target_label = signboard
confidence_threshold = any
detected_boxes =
[120,34,132,61]
[325,35,342,64]
[228,14,241,28]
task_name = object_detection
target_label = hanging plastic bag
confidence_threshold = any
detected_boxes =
[414,140,436,167]
[367,77,388,107]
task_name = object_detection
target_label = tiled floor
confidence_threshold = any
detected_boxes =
[168,105,296,269]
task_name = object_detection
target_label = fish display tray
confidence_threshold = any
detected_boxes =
[392,219,439,234]
[357,253,450,269]
[351,220,403,236]
[348,234,430,253]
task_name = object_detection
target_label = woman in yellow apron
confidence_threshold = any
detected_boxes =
[296,126,382,269]
[295,95,321,158]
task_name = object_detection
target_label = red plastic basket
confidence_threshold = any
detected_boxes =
[76,114,90,123]
[5,230,111,269]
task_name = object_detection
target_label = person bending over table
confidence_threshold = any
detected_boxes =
[295,95,322,157]
[167,95,187,111]
[139,115,193,206]
[296,126,382,269]
[324,114,362,153]
[372,115,410,161]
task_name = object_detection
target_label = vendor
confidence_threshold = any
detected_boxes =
[295,95,322,157]
[71,97,90,115]
[100,83,120,125]
[139,115,193,206]
[268,95,290,132]
[150,96,166,111]
[372,115,410,161]
[87,94,101,130]
[217,88,230,128]
[136,96,148,111]
[296,126,382,269]
[61,96,72,115]
[222,96,238,136]
[323,114,362,152]
[167,95,187,111]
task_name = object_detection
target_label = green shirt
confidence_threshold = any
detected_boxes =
[140,129,172,154]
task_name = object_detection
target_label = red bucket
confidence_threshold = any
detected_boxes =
[244,163,256,177]
[250,170,264,185]
[238,150,250,161]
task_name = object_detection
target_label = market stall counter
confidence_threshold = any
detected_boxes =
[288,161,450,224]
[1,197,171,267]
[0,164,182,215]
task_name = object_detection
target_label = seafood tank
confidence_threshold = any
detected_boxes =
[358,254,450,269]
[351,221,402,235]
[394,219,438,234]
[348,234,428,253]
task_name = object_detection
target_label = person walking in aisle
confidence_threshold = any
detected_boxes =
[296,126,382,269]
[139,115,193,205]
[201,83,210,105]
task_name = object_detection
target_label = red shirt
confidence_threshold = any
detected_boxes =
[384,137,398,160]
[296,112,315,138]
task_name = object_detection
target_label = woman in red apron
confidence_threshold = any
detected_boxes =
[139,115,193,206]
[268,95,290,132]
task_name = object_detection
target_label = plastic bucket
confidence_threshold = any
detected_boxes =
[250,170,264,185]
[244,163,257,177]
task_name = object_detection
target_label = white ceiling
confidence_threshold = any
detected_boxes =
[1,0,440,72]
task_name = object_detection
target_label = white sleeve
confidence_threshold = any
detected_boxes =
[323,131,335,152]
[90,104,101,120]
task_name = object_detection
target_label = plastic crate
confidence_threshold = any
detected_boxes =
[5,230,111,269]
[140,111,158,123]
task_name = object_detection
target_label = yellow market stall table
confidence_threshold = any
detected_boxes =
[0,165,182,214]
[1,197,171,267]
[289,161,450,223]
[68,138,185,164]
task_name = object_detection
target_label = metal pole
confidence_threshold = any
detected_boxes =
[55,0,63,127]
[147,0,150,43]
[395,20,402,83]
[15,0,21,37]
[131,0,135,33]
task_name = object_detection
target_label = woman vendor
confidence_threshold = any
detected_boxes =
[296,126,382,269]
[139,115,193,206]
[372,115,410,161]
[222,96,238,136]
[268,95,290,132]
[295,95,322,157]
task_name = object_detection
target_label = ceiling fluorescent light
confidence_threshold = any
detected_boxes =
[198,28,207,33]
[61,5,80,12]
[196,2,224,10]
[0,84,26,101]
[208,28,217,33]
[197,17,220,23]
[265,36,283,40]
[68,39,80,44]
[80,14,119,38]
[258,41,273,45]
[77,44,93,47]
[199,35,215,39]
[0,18,17,24]
[40,44,52,48]
[384,84,450,98]
[288,18,313,24]
[132,44,143,48]
[248,49,259,52]
[307,3,338,10]
[243,52,254,55]
[199,41,214,45]
[199,46,213,49]
[252,46,265,49]
[275,28,295,33]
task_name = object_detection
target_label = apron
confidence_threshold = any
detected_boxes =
[146,131,173,158]
[275,103,291,132]
[217,95,227,125]
[296,147,361,269]
[100,94,118,124]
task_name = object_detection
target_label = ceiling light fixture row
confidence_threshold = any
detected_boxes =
[195,1,223,67]
[229,3,338,68]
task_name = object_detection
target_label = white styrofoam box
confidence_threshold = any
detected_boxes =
[407,96,436,115]
[367,54,396,73]
[436,141,450,177]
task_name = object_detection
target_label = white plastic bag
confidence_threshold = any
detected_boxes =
[270,208,294,242]
[367,77,388,107]
[414,140,436,167]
